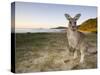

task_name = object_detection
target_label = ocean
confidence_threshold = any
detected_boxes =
[15,28,66,33]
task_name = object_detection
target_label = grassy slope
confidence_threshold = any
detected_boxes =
[78,18,97,32]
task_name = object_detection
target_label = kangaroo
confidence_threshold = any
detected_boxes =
[64,13,88,63]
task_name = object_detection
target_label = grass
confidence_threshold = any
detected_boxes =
[15,32,97,73]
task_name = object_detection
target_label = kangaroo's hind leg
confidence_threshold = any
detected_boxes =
[80,47,86,63]
[73,50,78,59]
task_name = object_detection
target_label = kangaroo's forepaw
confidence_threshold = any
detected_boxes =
[80,59,84,64]
[73,55,78,59]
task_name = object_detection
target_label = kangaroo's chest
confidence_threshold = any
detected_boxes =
[67,30,79,48]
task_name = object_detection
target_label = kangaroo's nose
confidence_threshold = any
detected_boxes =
[72,26,75,28]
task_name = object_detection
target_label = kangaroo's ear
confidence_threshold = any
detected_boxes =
[74,14,81,20]
[64,14,71,20]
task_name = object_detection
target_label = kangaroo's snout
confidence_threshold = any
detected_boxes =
[72,26,76,28]
[71,26,77,31]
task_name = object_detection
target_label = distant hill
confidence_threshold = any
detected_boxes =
[52,26,67,29]
[78,18,97,33]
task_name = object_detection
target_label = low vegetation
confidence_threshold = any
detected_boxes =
[15,32,97,73]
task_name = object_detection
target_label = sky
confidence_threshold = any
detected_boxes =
[12,2,97,29]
